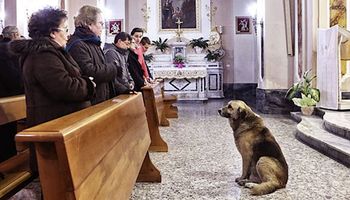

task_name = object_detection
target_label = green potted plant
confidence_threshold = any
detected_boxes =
[152,37,169,53]
[188,37,209,53]
[285,69,320,115]
[144,53,154,63]
[205,49,221,62]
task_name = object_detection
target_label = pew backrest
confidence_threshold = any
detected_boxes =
[0,95,25,126]
[16,93,151,200]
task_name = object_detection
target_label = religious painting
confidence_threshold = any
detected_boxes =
[330,0,347,75]
[159,0,200,31]
[330,0,346,27]
[235,16,251,34]
[107,19,122,35]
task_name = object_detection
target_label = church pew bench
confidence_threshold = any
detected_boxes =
[142,82,169,152]
[0,95,26,126]
[162,92,178,119]
[16,93,161,200]
[0,95,33,200]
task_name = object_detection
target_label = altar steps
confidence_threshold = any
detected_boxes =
[291,109,350,167]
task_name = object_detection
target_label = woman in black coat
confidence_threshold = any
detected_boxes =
[11,7,95,127]
[127,40,146,92]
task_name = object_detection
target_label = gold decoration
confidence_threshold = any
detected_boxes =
[141,3,151,31]
[205,0,217,29]
[175,18,183,42]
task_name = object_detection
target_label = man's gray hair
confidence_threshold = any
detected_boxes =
[2,26,18,38]
[74,5,102,27]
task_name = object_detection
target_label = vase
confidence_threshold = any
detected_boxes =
[301,106,314,116]
[194,46,203,54]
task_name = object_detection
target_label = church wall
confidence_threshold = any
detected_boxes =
[105,0,125,43]
[66,0,99,36]
[262,0,291,89]
[3,0,16,27]
[231,0,257,84]
[125,0,145,33]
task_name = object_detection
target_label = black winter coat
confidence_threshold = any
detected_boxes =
[128,50,145,92]
[67,27,117,104]
[0,40,24,97]
[10,38,95,127]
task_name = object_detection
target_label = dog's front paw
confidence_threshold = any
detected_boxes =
[235,177,248,186]
[244,182,258,189]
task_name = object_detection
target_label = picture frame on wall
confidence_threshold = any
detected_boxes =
[159,0,200,31]
[107,19,122,35]
[235,16,252,34]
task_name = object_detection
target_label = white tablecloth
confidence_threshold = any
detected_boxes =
[153,67,207,79]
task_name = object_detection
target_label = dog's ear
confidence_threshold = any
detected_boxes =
[238,107,246,119]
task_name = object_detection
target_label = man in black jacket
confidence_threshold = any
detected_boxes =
[0,26,24,162]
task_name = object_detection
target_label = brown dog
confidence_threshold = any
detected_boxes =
[218,100,288,195]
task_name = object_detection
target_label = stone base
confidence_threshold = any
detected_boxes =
[223,83,257,106]
[256,88,298,114]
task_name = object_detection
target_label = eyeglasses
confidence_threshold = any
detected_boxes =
[122,40,131,45]
[55,27,69,33]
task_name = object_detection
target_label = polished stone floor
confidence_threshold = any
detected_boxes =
[10,99,350,200]
[131,100,350,200]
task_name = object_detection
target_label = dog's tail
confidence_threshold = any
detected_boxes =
[250,181,282,195]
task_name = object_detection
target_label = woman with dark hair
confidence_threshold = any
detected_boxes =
[10,7,95,127]
[66,5,117,104]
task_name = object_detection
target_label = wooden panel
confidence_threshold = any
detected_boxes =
[142,83,168,152]
[0,95,26,125]
[16,93,160,200]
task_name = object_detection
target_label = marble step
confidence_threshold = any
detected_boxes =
[291,112,350,167]
[323,112,350,141]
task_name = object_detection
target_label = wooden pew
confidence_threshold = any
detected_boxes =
[16,93,160,200]
[0,95,26,126]
[142,82,169,152]
[0,95,33,200]
[162,92,178,119]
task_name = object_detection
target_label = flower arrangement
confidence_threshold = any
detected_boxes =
[173,55,185,68]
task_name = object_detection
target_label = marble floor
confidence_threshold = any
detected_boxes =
[131,99,350,200]
[10,99,350,200]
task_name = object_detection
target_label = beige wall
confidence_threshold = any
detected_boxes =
[125,0,146,33]
[67,0,98,35]
[4,0,16,26]
[262,0,292,89]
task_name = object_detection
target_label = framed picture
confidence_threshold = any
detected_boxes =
[235,16,252,34]
[107,19,122,35]
[172,46,186,60]
[159,0,200,31]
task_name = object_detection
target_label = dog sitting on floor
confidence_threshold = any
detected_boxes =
[218,100,288,195]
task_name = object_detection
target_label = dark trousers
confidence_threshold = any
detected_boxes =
[0,122,17,162]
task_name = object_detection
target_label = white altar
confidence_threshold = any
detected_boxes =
[148,42,224,100]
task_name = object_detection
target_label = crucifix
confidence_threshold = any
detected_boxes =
[175,18,183,42]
